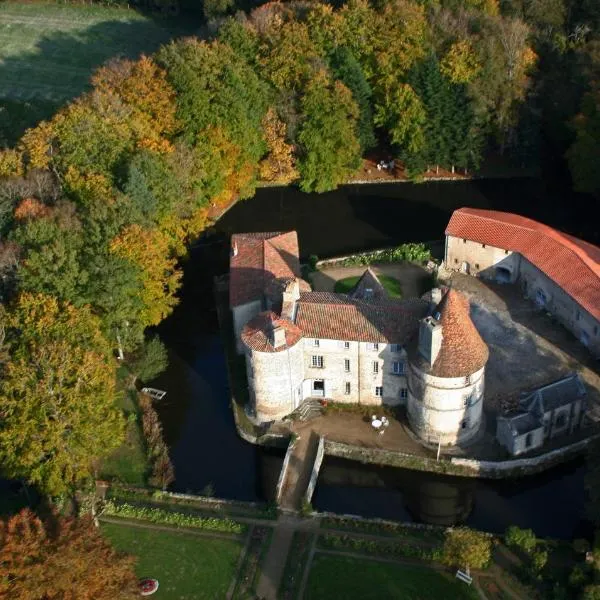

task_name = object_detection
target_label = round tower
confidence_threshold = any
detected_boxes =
[407,289,489,446]
[241,311,304,423]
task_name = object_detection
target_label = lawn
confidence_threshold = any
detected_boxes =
[305,555,478,600]
[334,274,403,298]
[102,521,243,600]
[0,1,196,144]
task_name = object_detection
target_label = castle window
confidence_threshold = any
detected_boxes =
[344,341,350,349]
[311,355,324,368]
[313,339,320,347]
[375,386,383,397]
[576,310,581,321]
[504,250,509,255]
[400,388,408,400]
[454,258,458,264]
[369,343,379,351]
[475,263,480,269]
[390,344,402,353]
[373,361,379,374]
[525,433,533,448]
[463,239,466,243]
[482,244,486,248]
[392,361,405,375]
[465,374,471,385]
[461,420,468,429]
[345,382,351,395]
[344,359,350,372]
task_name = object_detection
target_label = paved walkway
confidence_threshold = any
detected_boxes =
[256,514,319,600]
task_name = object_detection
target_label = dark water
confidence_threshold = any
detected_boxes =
[153,177,592,537]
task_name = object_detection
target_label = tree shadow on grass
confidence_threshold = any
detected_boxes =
[0,13,199,145]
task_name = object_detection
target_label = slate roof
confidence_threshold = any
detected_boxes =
[229,232,300,307]
[520,373,587,414]
[446,208,600,322]
[295,292,428,343]
[409,289,489,378]
[241,311,303,353]
[499,411,543,436]
[348,268,387,301]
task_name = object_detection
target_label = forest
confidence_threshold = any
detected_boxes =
[0,0,599,497]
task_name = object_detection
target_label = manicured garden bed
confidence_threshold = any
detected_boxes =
[279,531,315,600]
[334,274,402,298]
[305,555,478,600]
[102,521,243,599]
[232,526,272,599]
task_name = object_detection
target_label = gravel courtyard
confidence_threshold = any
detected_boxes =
[446,272,600,426]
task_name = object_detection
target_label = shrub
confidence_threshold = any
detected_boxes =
[129,336,168,383]
[505,525,538,555]
[102,500,246,534]
[320,243,432,269]
[531,549,548,573]
[582,584,600,600]
[573,539,591,554]
[442,527,492,570]
[568,565,591,589]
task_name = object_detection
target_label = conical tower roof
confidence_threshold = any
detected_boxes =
[412,289,489,378]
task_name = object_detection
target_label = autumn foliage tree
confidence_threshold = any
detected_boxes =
[0,509,138,600]
[259,108,298,183]
[0,293,124,496]
[442,527,492,570]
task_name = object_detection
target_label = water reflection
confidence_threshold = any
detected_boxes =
[312,456,586,539]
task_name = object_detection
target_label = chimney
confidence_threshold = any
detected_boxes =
[271,325,287,349]
[281,279,300,320]
[418,316,443,365]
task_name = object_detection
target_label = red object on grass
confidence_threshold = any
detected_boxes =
[139,578,159,596]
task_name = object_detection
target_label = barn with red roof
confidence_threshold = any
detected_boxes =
[445,208,600,357]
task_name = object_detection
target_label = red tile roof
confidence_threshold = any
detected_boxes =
[241,311,303,352]
[229,232,301,307]
[446,208,600,321]
[295,292,428,343]
[429,289,488,378]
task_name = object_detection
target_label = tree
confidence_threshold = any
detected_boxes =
[505,525,537,554]
[129,336,168,383]
[330,47,377,152]
[442,527,492,570]
[567,90,600,195]
[0,509,138,599]
[0,293,124,496]
[110,224,181,327]
[157,39,268,169]
[297,71,361,192]
[440,40,482,84]
[203,0,234,20]
[259,108,298,184]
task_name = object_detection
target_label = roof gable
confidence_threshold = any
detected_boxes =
[446,208,600,321]
[229,232,300,307]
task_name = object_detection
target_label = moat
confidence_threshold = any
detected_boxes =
[151,177,595,539]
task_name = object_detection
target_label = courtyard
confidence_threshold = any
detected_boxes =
[305,262,600,460]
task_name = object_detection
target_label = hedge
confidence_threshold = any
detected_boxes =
[102,500,246,534]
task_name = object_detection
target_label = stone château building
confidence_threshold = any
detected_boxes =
[229,231,489,445]
[445,208,600,357]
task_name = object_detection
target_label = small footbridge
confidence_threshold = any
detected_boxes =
[275,431,325,512]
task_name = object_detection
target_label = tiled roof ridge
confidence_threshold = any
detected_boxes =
[450,208,600,279]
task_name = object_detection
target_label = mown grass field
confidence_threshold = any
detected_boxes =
[0,1,196,144]
[305,555,479,600]
[102,521,243,599]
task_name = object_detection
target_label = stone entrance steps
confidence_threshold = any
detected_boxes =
[290,398,324,422]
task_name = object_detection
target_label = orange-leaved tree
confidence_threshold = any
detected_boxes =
[0,509,138,599]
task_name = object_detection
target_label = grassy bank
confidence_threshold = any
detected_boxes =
[102,521,242,599]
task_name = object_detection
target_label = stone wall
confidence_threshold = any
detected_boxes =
[445,235,600,357]
[446,236,520,281]
[301,339,408,406]
[249,341,304,421]
[407,365,485,445]
[275,437,297,505]
[304,436,326,505]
